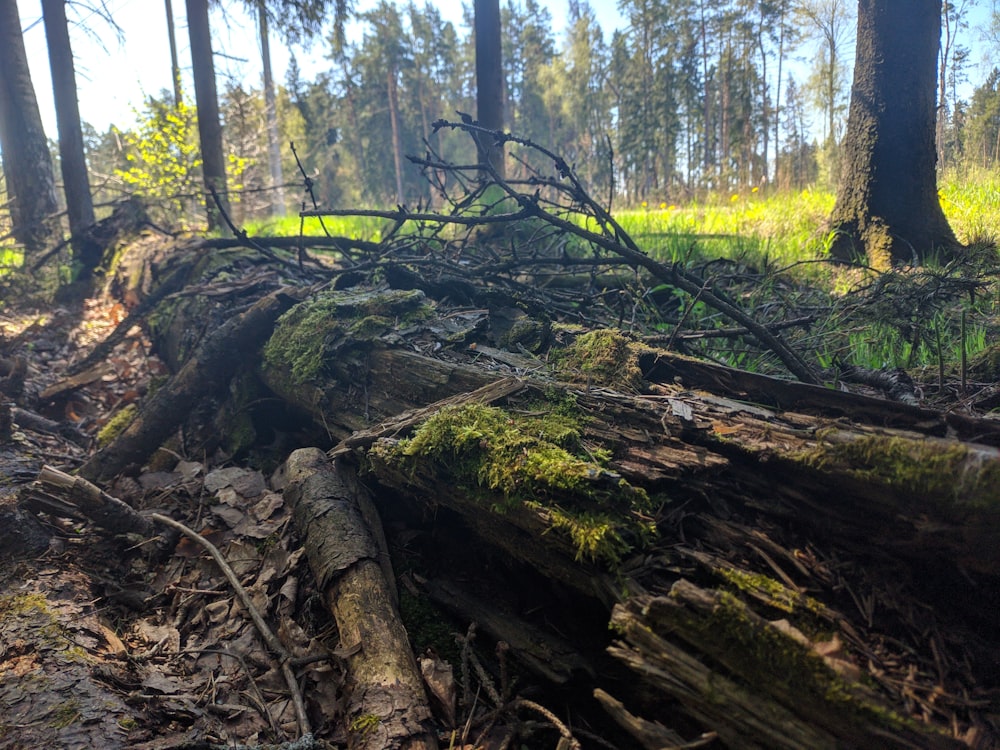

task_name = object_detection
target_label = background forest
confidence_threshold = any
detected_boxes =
[6,0,1000,232]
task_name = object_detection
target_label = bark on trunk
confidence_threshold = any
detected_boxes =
[165,0,183,106]
[281,449,438,750]
[185,0,230,232]
[829,0,958,267]
[42,0,99,279]
[473,0,505,178]
[258,2,285,217]
[388,66,405,205]
[0,0,58,253]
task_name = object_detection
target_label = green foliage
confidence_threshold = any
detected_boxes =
[114,97,202,226]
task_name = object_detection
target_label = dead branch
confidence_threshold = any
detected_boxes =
[150,511,311,739]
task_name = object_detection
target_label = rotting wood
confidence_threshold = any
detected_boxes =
[608,585,966,750]
[592,688,717,750]
[281,448,438,750]
[79,227,1000,745]
[79,286,309,483]
[25,464,158,539]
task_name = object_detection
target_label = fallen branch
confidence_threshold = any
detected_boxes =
[150,512,312,740]
[281,448,438,750]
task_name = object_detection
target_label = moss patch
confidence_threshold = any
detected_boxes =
[799,434,1000,509]
[666,589,916,733]
[551,329,646,392]
[263,288,432,384]
[96,404,138,447]
[381,401,653,565]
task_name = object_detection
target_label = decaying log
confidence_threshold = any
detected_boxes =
[593,688,717,750]
[608,583,965,750]
[24,465,158,539]
[113,263,1000,745]
[79,287,308,483]
[280,448,438,750]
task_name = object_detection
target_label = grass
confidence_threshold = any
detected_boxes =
[236,174,998,380]
[4,172,997,384]
[613,187,836,267]
[242,213,393,242]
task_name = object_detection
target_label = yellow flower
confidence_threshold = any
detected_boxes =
[641,201,648,208]
[659,202,667,209]
[668,204,677,211]
[751,186,759,193]
[730,193,739,202]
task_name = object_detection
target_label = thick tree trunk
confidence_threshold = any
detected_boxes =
[41,0,99,279]
[0,0,58,253]
[829,0,958,267]
[185,0,230,232]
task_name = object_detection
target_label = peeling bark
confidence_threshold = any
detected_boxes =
[281,448,438,750]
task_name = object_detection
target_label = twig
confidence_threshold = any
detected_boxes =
[150,512,312,738]
[510,698,580,749]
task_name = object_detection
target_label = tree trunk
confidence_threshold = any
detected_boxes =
[0,0,58,254]
[473,0,505,178]
[829,0,958,267]
[185,0,230,232]
[41,0,98,280]
[387,66,406,205]
[258,2,285,217]
[165,0,183,107]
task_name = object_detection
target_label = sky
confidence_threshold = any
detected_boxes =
[18,0,627,137]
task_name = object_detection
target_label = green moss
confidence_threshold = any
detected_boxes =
[49,700,80,729]
[349,713,381,736]
[547,507,632,563]
[551,329,646,392]
[117,716,139,731]
[674,589,915,733]
[799,434,1000,508]
[499,318,550,352]
[263,288,432,384]
[97,404,138,447]
[399,589,461,665]
[387,401,653,565]
[718,568,826,617]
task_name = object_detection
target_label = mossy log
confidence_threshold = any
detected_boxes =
[280,448,438,750]
[79,287,307,483]
[134,284,999,745]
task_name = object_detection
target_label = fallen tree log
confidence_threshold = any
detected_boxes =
[85,249,1000,745]
[280,448,438,750]
[79,286,309,483]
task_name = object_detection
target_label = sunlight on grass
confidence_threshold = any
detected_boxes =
[242,214,391,243]
[229,176,998,382]
[615,188,835,267]
[938,167,1000,244]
